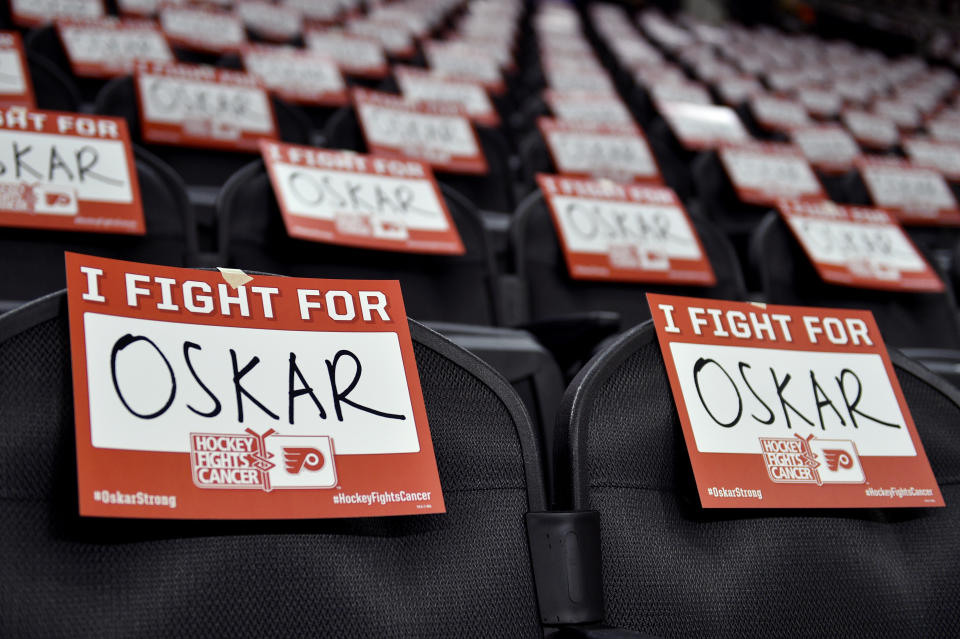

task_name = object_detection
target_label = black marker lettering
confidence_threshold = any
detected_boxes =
[837,368,901,429]
[770,369,815,429]
[183,341,221,418]
[739,361,775,425]
[288,352,326,424]
[76,145,123,186]
[693,357,742,427]
[111,334,176,420]
[230,349,279,423]
[811,370,845,430]
[326,349,406,422]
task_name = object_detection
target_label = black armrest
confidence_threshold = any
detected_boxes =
[520,312,621,378]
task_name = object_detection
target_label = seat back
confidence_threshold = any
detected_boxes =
[556,320,960,637]
[0,291,547,637]
[322,105,516,212]
[0,146,197,312]
[508,190,747,327]
[26,52,82,112]
[750,211,960,349]
[216,160,502,325]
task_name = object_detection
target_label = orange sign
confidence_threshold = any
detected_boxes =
[66,253,446,519]
[648,293,944,509]
[538,117,662,184]
[242,45,348,108]
[261,141,465,254]
[0,32,35,108]
[538,174,714,285]
[135,62,278,153]
[0,109,143,234]
[719,142,825,206]
[353,88,488,175]
[777,199,943,292]
[857,156,960,226]
[57,18,174,79]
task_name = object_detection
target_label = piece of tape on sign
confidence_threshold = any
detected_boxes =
[218,267,253,289]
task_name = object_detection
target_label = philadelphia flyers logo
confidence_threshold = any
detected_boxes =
[283,447,325,474]
[823,449,854,472]
[45,191,71,207]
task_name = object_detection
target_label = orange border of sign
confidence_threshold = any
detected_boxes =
[65,253,446,519]
[647,292,945,509]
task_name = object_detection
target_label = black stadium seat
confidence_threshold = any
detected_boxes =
[554,320,960,637]
[26,52,82,112]
[321,105,516,214]
[24,24,102,103]
[0,291,550,637]
[216,159,503,326]
[0,146,197,313]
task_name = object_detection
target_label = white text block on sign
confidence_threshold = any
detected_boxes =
[84,313,419,455]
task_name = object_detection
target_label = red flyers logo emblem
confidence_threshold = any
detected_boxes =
[283,447,325,474]
[823,448,855,471]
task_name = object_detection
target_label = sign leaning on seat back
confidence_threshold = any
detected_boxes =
[0,108,143,234]
[352,88,487,175]
[57,17,174,79]
[242,45,348,108]
[135,62,278,152]
[261,141,465,254]
[719,142,825,206]
[658,102,752,151]
[65,253,445,519]
[537,117,662,184]
[777,199,943,292]
[648,293,944,509]
[537,173,715,284]
[394,65,500,128]
[160,5,246,55]
[0,32,35,108]
[857,156,960,226]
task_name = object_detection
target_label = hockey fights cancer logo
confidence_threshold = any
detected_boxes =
[191,429,337,491]
[760,434,865,485]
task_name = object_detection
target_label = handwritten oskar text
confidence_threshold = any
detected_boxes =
[654,299,916,458]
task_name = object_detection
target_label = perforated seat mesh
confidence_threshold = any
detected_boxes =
[583,337,960,638]
[0,311,541,637]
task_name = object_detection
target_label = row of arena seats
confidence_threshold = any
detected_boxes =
[3,266,960,637]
